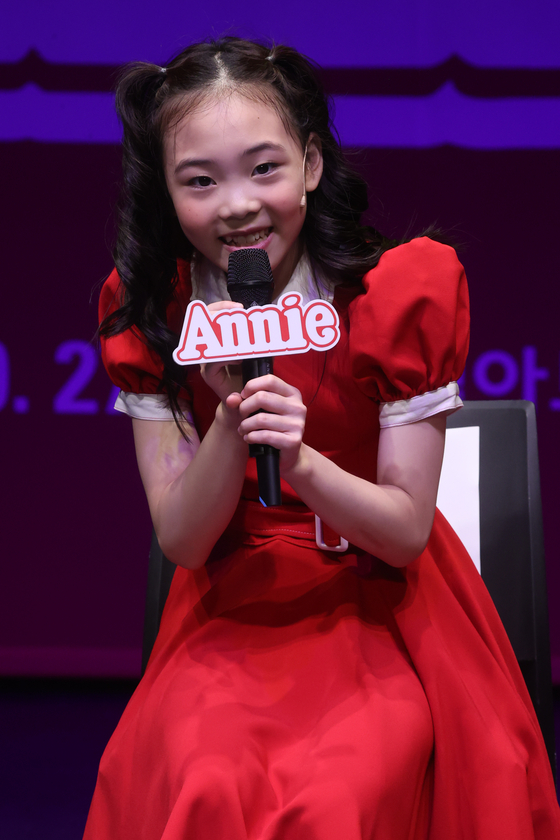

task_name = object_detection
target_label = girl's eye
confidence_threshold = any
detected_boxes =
[253,162,278,176]
[188,175,214,188]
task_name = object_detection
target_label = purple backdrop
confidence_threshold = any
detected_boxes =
[2,1,559,679]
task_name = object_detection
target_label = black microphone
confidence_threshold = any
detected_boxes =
[227,249,282,507]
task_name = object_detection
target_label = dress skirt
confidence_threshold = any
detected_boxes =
[84,504,559,840]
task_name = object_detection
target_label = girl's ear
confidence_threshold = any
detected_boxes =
[304,133,323,193]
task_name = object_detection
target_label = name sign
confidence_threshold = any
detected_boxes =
[173,293,340,365]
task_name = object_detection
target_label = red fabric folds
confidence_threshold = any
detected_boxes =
[85,239,560,839]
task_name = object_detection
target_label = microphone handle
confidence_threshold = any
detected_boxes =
[241,356,282,507]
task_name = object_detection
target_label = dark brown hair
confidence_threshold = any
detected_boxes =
[100,36,393,426]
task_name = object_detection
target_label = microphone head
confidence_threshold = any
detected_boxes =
[227,249,274,309]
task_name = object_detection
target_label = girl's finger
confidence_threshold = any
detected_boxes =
[238,392,306,422]
[207,300,244,312]
[200,360,243,403]
[225,392,243,410]
[200,361,222,376]
[241,374,300,401]
[239,412,304,436]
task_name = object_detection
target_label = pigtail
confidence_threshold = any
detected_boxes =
[262,45,391,283]
[100,62,191,433]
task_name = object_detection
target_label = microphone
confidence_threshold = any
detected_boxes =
[227,249,282,507]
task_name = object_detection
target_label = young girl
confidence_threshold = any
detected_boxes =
[85,37,560,839]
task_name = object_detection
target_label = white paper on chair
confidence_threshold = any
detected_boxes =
[436,426,481,573]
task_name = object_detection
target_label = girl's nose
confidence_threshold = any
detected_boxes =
[218,185,261,220]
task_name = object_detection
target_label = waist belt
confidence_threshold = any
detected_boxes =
[229,500,349,553]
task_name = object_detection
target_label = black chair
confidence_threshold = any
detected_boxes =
[142,400,556,776]
[444,400,555,776]
[142,529,177,676]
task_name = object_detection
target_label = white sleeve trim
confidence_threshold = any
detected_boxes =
[379,382,463,428]
[114,391,193,422]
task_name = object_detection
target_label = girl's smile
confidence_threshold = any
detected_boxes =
[163,92,322,295]
[220,225,272,247]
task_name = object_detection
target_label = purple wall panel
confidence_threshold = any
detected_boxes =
[4,0,560,67]
[1,0,560,678]
[2,141,559,678]
[1,143,149,676]
[4,85,560,147]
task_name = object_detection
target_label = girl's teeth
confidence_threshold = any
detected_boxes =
[225,229,269,246]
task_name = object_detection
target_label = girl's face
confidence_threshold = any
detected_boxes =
[163,92,323,294]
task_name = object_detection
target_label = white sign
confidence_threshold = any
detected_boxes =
[173,293,341,365]
[436,425,481,573]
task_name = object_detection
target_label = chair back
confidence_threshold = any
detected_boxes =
[444,400,555,775]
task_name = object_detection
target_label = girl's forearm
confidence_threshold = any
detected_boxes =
[153,407,248,569]
[282,444,434,567]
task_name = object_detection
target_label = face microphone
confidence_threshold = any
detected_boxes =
[227,249,282,507]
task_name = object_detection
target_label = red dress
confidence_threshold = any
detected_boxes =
[86,239,560,839]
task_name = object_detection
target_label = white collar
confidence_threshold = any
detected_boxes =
[190,250,336,306]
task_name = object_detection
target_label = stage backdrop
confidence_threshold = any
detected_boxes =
[2,0,560,679]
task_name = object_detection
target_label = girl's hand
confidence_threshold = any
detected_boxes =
[200,301,244,404]
[233,374,307,474]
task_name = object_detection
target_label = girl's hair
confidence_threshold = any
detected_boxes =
[100,36,394,426]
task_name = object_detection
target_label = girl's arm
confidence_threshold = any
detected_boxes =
[237,375,446,568]
[132,399,248,570]
[285,415,446,567]
[132,300,249,570]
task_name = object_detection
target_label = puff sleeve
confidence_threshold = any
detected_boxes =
[349,238,469,427]
[99,266,192,420]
